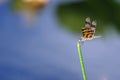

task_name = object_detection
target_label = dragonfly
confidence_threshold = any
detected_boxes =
[79,17,101,42]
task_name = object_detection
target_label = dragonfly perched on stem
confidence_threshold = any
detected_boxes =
[79,17,101,42]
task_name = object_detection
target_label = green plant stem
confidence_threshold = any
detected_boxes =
[77,41,87,80]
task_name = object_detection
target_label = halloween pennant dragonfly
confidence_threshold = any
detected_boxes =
[79,17,101,42]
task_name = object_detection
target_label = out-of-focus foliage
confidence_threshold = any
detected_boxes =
[56,0,120,34]
[10,0,48,24]
[10,0,48,12]
[10,0,22,11]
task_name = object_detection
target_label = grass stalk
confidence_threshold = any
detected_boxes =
[77,41,87,80]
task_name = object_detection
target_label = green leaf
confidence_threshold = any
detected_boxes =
[56,0,120,35]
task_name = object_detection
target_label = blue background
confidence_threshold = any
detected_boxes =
[0,0,120,80]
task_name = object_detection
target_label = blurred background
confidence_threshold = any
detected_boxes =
[0,0,120,80]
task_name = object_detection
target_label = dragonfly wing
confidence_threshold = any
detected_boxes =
[91,20,96,28]
[93,36,101,38]
[85,17,91,27]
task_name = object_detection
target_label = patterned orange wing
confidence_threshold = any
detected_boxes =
[81,17,95,39]
[82,27,94,38]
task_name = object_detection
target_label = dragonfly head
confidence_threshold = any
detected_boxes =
[78,37,85,43]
